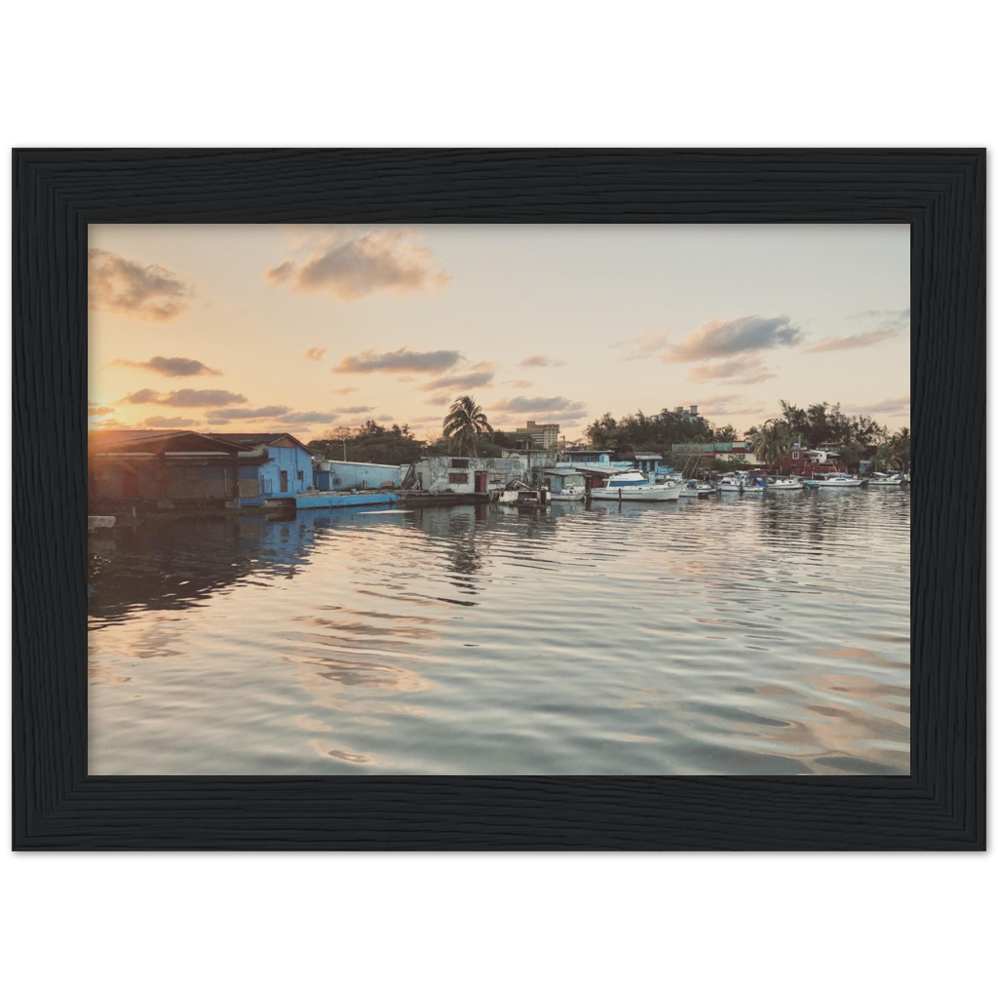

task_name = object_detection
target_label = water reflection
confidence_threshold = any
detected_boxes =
[89,491,911,775]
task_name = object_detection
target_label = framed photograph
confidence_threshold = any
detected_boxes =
[13,149,984,849]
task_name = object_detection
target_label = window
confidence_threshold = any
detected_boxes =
[448,472,468,484]
[297,470,304,482]
[451,459,470,469]
[792,451,800,460]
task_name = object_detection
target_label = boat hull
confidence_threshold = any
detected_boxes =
[590,484,681,502]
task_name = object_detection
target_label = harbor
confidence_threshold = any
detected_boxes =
[84,222,912,779]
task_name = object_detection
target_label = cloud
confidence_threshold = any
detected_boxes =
[426,394,451,407]
[332,386,358,395]
[265,227,449,301]
[333,347,463,374]
[88,404,115,416]
[520,355,565,368]
[338,405,374,414]
[693,394,744,407]
[687,357,776,384]
[842,394,910,415]
[205,406,290,420]
[613,333,671,361]
[142,415,197,428]
[89,249,193,321]
[665,315,803,362]
[806,330,899,353]
[806,309,910,354]
[507,379,534,388]
[305,347,326,361]
[118,388,248,408]
[376,414,394,423]
[111,356,222,378]
[490,396,587,423]
[280,411,340,424]
[422,363,495,392]
[116,388,162,405]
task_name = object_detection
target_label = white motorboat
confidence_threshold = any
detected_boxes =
[679,479,715,498]
[804,472,865,488]
[716,473,767,494]
[590,469,681,502]
[866,472,905,486]
[550,485,586,501]
[767,477,804,491]
[716,474,745,493]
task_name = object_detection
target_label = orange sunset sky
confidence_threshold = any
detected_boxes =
[88,223,911,443]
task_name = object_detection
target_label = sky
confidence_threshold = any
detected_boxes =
[88,223,911,443]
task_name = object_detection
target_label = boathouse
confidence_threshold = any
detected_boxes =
[209,433,314,505]
[534,468,586,493]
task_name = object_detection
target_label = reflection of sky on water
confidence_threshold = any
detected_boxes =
[89,491,911,776]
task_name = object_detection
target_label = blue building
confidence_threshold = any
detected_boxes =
[314,460,401,491]
[211,433,315,507]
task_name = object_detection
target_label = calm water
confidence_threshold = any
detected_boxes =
[88,490,910,775]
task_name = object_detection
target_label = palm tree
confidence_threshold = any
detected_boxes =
[442,395,493,457]
[752,419,794,471]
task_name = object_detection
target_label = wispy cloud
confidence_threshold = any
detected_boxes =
[613,333,670,361]
[118,388,248,408]
[842,394,910,415]
[111,356,222,378]
[806,309,910,353]
[338,405,374,414]
[142,416,197,428]
[89,249,193,321]
[506,379,533,388]
[665,315,803,362]
[422,363,495,392]
[332,386,358,395]
[687,357,776,384]
[333,348,462,374]
[280,411,340,424]
[490,395,588,423]
[520,355,565,368]
[305,347,326,361]
[205,406,289,420]
[88,403,115,417]
[265,226,449,301]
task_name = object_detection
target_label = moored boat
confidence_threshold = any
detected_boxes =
[804,472,865,488]
[866,472,905,486]
[549,485,586,501]
[590,469,681,502]
[767,477,804,491]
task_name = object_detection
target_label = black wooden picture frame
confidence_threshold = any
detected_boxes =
[12,149,985,850]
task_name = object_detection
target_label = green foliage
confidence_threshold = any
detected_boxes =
[752,419,795,469]
[586,408,730,455]
[442,396,494,457]
[309,420,424,465]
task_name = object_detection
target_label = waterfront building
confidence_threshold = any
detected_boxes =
[88,429,316,510]
[534,468,586,494]
[670,441,762,466]
[414,455,530,493]
[622,452,663,477]
[778,445,845,476]
[514,420,560,450]
[314,460,401,491]
[563,447,614,465]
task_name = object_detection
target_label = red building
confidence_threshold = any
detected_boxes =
[778,445,846,476]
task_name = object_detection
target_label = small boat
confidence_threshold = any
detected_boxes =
[767,477,804,491]
[804,472,865,488]
[716,473,767,494]
[679,479,715,498]
[496,480,547,507]
[549,485,586,501]
[867,472,905,486]
[590,469,681,502]
[716,474,745,493]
